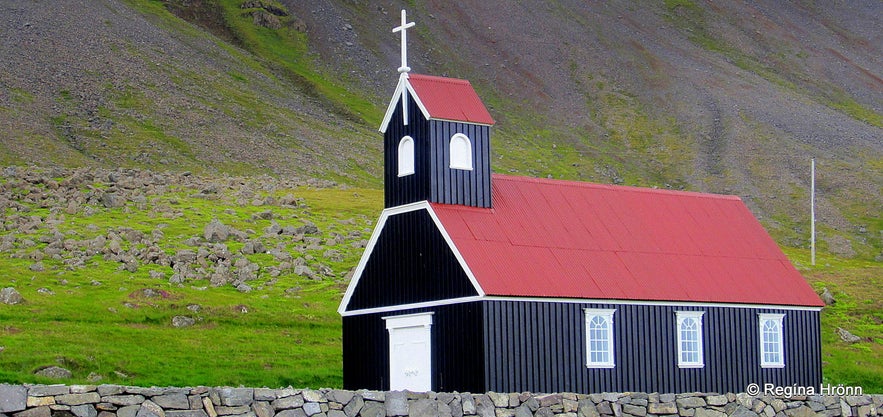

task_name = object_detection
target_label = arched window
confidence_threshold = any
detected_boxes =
[676,311,705,368]
[759,313,785,368]
[449,133,473,170]
[398,136,414,177]
[585,309,616,368]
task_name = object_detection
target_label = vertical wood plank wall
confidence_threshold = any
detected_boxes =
[385,96,430,208]
[429,120,491,208]
[345,210,478,311]
[482,300,821,394]
[342,303,485,392]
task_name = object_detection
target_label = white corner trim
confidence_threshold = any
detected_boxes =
[337,201,486,315]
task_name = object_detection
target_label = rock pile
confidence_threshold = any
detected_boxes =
[0,167,371,292]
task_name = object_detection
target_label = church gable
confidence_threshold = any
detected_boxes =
[339,204,482,314]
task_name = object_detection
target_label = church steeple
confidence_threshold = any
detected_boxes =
[380,11,495,209]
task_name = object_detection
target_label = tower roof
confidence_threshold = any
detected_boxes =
[379,73,495,132]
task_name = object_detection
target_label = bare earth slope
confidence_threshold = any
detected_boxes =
[0,0,880,258]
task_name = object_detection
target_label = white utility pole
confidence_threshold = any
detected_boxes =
[811,158,816,266]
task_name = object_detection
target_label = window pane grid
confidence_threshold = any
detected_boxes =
[585,309,615,368]
[676,312,704,368]
[759,314,785,368]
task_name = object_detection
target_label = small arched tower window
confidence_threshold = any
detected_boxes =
[398,136,415,177]
[449,133,473,170]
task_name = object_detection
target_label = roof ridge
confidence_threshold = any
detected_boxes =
[409,73,472,85]
[490,173,742,201]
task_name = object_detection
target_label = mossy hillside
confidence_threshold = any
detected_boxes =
[160,0,381,126]
[0,167,382,387]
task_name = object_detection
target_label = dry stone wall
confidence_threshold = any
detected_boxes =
[0,385,880,417]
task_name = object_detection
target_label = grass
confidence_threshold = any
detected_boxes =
[0,169,382,387]
[785,248,883,393]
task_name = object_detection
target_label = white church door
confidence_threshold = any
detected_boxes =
[384,312,433,391]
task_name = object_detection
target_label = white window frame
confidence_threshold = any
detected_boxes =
[398,136,415,177]
[675,311,705,368]
[449,133,473,170]
[584,308,616,368]
[758,313,785,368]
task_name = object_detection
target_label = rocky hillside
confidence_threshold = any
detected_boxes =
[0,0,880,259]
[0,166,381,386]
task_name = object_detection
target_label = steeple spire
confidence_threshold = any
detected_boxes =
[392,9,415,74]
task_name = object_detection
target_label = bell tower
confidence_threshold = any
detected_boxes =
[379,10,495,209]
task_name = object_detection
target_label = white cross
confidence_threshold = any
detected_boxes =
[392,9,415,73]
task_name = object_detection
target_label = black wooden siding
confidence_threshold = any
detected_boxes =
[428,121,492,208]
[385,95,431,208]
[384,95,492,208]
[483,301,821,394]
[342,303,485,392]
[345,209,478,311]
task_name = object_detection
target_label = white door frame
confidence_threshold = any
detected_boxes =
[383,312,433,391]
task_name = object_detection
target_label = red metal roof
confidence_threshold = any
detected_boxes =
[407,74,495,125]
[430,174,823,307]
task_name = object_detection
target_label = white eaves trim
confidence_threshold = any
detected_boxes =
[337,201,486,316]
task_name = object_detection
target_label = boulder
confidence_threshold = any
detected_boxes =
[135,400,165,417]
[71,405,98,417]
[171,316,195,328]
[820,287,835,305]
[251,10,281,29]
[837,327,862,343]
[215,388,254,407]
[34,366,72,379]
[101,193,126,208]
[0,287,23,305]
[385,392,408,417]
[204,219,229,243]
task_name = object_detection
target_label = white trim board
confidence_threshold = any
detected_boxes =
[342,293,822,316]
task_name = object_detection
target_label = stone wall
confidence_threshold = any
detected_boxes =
[0,385,880,417]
